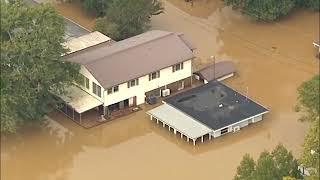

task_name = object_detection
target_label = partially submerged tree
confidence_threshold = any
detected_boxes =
[234,144,303,180]
[94,0,164,40]
[234,154,255,180]
[297,75,320,116]
[225,0,296,21]
[80,0,110,17]
[295,0,320,11]
[300,118,320,179]
[225,0,319,21]
[0,0,80,133]
[297,74,320,179]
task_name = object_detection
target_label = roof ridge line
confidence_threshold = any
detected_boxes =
[86,31,175,65]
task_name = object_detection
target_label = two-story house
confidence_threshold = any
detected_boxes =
[61,30,195,122]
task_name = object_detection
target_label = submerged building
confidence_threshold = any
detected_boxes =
[58,30,196,125]
[147,81,269,145]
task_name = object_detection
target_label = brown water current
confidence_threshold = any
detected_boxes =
[1,0,319,180]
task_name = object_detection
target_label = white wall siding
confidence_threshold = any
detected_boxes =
[213,130,221,138]
[104,59,192,106]
[145,60,192,92]
[103,79,146,106]
[233,120,249,128]
[79,65,104,101]
[253,115,263,123]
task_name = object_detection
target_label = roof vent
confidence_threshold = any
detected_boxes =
[219,104,223,108]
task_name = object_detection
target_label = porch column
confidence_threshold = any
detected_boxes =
[180,133,183,139]
[174,129,177,134]
[193,139,196,146]
[80,113,82,124]
[150,115,153,120]
[209,134,212,140]
[201,136,204,143]
[162,122,165,127]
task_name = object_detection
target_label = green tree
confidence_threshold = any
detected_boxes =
[297,75,320,116]
[225,0,296,21]
[234,145,303,180]
[295,0,320,11]
[255,151,279,180]
[94,0,164,40]
[307,0,320,11]
[272,144,302,178]
[0,0,80,133]
[297,75,319,179]
[234,154,255,180]
[300,118,320,179]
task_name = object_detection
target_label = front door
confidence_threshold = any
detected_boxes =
[124,99,129,108]
[129,96,137,107]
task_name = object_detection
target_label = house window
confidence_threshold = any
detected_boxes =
[127,78,139,88]
[172,62,184,72]
[79,74,90,89]
[113,85,119,92]
[92,82,101,97]
[85,77,89,89]
[149,71,160,81]
[221,127,229,135]
[79,75,84,86]
[107,88,112,95]
[107,85,119,94]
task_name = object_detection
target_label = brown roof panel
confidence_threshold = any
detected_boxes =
[64,30,195,89]
[194,61,236,81]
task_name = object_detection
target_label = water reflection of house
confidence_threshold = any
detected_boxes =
[58,30,196,126]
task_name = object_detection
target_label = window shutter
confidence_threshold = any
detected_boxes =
[149,74,151,81]
[127,82,130,88]
[181,62,183,69]
[157,71,160,78]
[172,65,175,72]
[136,79,139,85]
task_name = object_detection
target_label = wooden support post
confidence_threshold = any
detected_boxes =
[163,122,165,127]
[80,113,82,124]
[156,119,159,124]
[150,115,153,120]
[174,129,177,134]
[193,139,196,146]
[201,136,204,143]
[180,133,183,139]
[209,134,212,140]
[187,137,189,142]
[168,126,170,131]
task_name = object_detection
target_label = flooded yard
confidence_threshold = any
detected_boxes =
[1,0,319,180]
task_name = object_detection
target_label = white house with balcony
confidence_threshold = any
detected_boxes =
[58,30,195,123]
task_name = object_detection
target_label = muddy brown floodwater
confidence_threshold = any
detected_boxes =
[1,0,319,180]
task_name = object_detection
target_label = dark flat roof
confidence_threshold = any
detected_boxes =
[164,81,268,131]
